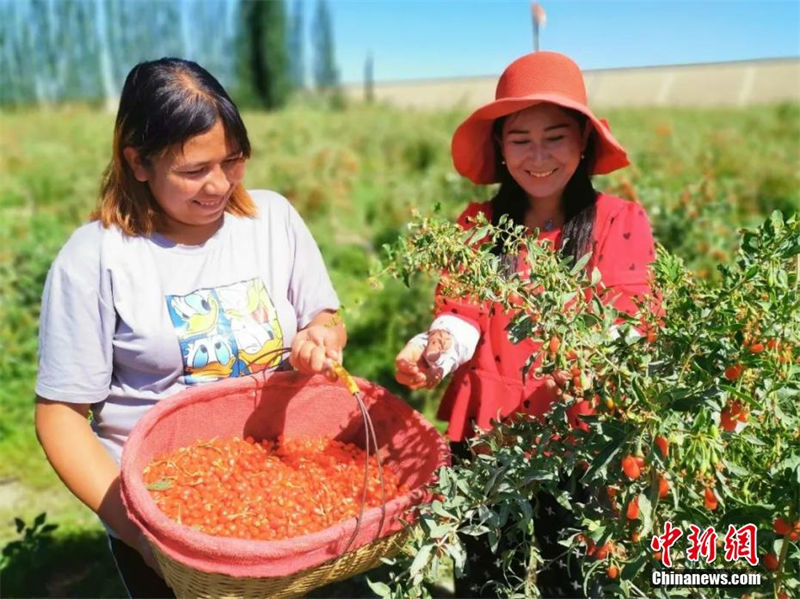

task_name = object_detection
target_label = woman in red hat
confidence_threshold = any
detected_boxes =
[395,51,655,597]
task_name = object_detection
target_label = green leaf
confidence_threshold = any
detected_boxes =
[723,459,750,477]
[770,210,785,232]
[720,505,774,527]
[560,291,578,306]
[455,477,472,496]
[630,376,648,404]
[2,540,22,558]
[484,466,507,496]
[449,540,467,576]
[669,393,702,412]
[570,252,592,276]
[431,500,450,519]
[33,513,46,529]
[366,579,392,598]
[14,518,24,534]
[461,524,490,536]
[639,493,653,538]
[146,479,173,491]
[498,503,510,528]
[437,467,451,494]
[488,528,500,552]
[582,438,623,481]
[776,385,800,401]
[622,554,647,579]
[773,452,800,474]
[428,523,451,539]
[409,543,434,578]
[740,435,768,447]
[517,498,533,524]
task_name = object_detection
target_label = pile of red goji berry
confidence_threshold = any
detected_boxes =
[143,436,407,540]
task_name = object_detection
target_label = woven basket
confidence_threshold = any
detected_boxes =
[152,528,408,599]
[122,370,448,598]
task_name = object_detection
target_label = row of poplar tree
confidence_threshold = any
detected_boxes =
[0,0,340,108]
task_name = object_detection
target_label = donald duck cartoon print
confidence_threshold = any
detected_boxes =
[166,278,284,384]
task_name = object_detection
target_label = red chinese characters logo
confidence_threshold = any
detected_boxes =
[651,521,683,567]
[650,522,759,567]
[686,525,718,563]
[723,523,758,566]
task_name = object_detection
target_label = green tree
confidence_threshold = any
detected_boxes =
[364,51,374,103]
[288,0,305,90]
[238,0,291,109]
[311,0,338,91]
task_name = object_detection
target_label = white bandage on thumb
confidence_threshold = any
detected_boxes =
[424,314,480,378]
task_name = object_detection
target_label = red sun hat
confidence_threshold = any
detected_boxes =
[451,51,629,184]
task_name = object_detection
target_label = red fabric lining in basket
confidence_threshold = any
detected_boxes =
[121,371,449,578]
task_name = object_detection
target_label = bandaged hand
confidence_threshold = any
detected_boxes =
[395,330,454,389]
[394,315,480,390]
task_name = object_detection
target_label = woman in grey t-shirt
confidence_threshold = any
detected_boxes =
[34,58,345,597]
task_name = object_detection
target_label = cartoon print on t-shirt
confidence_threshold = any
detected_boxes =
[168,290,220,337]
[167,278,284,384]
[216,279,284,370]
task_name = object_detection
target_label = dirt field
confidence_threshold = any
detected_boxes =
[344,57,800,109]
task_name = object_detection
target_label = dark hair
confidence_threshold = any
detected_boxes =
[94,57,255,235]
[490,108,598,266]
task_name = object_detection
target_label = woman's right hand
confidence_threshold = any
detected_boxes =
[395,330,453,389]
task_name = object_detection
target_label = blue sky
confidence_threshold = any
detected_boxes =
[323,0,800,83]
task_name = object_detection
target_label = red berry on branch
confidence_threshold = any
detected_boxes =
[621,456,641,480]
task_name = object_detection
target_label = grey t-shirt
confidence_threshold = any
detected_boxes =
[36,189,340,464]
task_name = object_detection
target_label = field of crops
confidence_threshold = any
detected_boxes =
[0,100,798,596]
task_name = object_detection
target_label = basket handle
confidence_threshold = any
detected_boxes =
[250,348,389,552]
[330,362,388,554]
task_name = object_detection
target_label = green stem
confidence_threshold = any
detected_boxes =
[776,533,790,595]
[677,345,699,383]
[793,254,799,291]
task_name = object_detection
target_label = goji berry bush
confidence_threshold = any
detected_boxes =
[372,210,800,598]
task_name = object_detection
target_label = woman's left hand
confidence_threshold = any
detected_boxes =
[544,369,571,397]
[290,314,346,381]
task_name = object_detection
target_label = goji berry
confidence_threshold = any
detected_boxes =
[595,542,612,560]
[621,456,641,480]
[704,488,719,511]
[763,553,779,571]
[626,497,640,520]
[654,436,669,459]
[724,364,743,382]
[658,475,670,499]
[143,436,407,541]
[720,407,737,432]
[774,517,792,536]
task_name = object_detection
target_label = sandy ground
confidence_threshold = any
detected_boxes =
[344,58,800,109]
